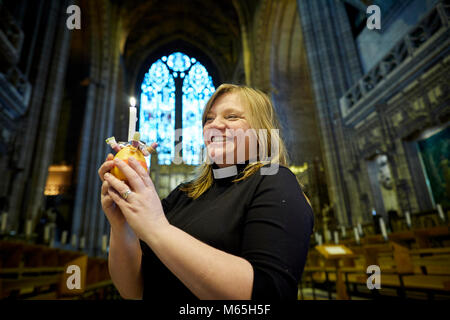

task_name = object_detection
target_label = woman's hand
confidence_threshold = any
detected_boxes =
[98,154,126,229]
[103,156,169,240]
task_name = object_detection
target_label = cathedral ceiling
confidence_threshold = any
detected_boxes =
[111,0,247,83]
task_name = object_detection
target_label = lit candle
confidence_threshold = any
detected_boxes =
[334,231,339,244]
[379,217,388,241]
[61,230,68,245]
[353,227,360,244]
[317,233,323,246]
[128,97,137,142]
[102,235,108,252]
[405,211,412,229]
[437,204,445,221]
[1,212,7,233]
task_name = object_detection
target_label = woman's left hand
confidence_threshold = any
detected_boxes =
[104,156,169,240]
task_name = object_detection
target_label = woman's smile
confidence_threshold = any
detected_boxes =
[203,92,250,166]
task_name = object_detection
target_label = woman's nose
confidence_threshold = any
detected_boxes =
[208,117,226,129]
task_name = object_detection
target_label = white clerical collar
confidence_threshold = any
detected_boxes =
[212,165,238,179]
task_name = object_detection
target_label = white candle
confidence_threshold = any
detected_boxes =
[61,231,68,245]
[334,231,339,244]
[325,230,331,243]
[341,226,347,238]
[379,217,388,241]
[128,106,137,142]
[1,212,7,233]
[102,235,108,252]
[317,234,323,246]
[25,219,32,237]
[357,223,363,236]
[44,224,50,242]
[80,236,86,249]
[353,227,360,244]
[405,211,412,228]
[437,204,445,221]
[71,234,77,247]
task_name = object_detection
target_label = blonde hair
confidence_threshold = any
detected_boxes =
[180,84,289,199]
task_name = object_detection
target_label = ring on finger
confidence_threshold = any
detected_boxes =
[122,189,132,200]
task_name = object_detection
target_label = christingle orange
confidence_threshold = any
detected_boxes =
[105,132,157,182]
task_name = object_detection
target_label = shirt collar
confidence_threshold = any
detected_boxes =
[212,165,238,179]
[212,162,249,180]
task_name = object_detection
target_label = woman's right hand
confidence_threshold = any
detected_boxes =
[98,153,126,228]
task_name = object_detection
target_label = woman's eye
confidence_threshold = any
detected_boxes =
[226,114,238,119]
[205,117,214,122]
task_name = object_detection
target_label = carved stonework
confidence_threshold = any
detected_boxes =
[395,178,412,212]
[341,2,449,118]
[355,118,386,159]
[0,3,24,67]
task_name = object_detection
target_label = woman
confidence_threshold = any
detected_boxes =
[98,84,314,300]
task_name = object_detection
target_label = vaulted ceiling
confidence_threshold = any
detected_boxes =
[110,0,253,84]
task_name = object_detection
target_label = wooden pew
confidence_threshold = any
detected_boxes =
[301,239,450,299]
[0,240,114,300]
[413,226,450,248]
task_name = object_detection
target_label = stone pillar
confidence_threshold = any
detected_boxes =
[83,1,115,256]
[71,0,122,256]
[94,10,122,257]
[297,0,363,225]
[24,0,73,230]
[8,1,72,233]
[71,0,101,250]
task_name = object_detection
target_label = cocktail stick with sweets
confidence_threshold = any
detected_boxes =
[105,132,157,182]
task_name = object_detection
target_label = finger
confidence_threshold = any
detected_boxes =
[108,187,131,211]
[113,158,145,192]
[104,172,135,200]
[98,160,115,182]
[101,181,109,196]
[128,156,153,188]
[106,153,114,161]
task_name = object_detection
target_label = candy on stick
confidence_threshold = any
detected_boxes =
[147,142,158,154]
[105,137,121,153]
[132,132,140,148]
[138,141,149,156]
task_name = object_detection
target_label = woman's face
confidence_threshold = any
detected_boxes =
[203,92,252,167]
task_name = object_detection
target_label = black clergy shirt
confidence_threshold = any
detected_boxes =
[139,163,314,300]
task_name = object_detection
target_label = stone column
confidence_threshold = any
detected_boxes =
[71,0,101,250]
[71,0,122,256]
[8,0,60,232]
[94,10,122,257]
[24,0,73,230]
[297,0,363,225]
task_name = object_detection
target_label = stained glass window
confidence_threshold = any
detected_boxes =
[140,52,215,165]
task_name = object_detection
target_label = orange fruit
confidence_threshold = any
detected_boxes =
[111,145,148,181]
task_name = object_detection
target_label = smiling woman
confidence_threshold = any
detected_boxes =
[98,84,314,300]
